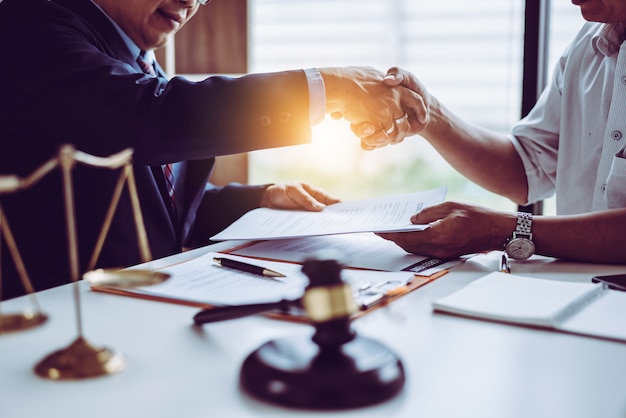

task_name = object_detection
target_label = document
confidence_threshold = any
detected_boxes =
[93,252,419,310]
[432,271,626,343]
[231,232,462,274]
[210,187,447,241]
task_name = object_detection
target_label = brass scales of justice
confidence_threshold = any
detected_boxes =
[0,144,169,380]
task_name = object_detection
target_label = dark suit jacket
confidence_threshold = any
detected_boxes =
[0,0,313,299]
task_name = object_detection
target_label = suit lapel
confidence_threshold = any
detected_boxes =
[53,0,139,69]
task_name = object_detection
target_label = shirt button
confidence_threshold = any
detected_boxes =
[259,115,271,127]
[601,184,607,192]
[612,130,622,140]
[278,112,291,124]
[622,76,626,85]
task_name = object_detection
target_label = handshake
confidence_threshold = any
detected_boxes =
[319,66,432,150]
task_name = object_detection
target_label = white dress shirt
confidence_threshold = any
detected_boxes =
[510,22,626,214]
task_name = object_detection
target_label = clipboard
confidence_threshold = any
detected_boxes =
[90,251,449,323]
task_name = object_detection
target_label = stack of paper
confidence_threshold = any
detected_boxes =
[210,187,447,241]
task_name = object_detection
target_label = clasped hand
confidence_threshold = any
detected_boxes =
[321,66,432,150]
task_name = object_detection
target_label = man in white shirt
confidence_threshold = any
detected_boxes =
[373,0,626,264]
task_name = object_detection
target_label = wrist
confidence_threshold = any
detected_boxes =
[487,212,518,250]
[258,184,274,208]
[318,67,347,115]
[504,212,535,260]
[418,99,447,139]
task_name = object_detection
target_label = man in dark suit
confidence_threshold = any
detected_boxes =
[0,0,416,299]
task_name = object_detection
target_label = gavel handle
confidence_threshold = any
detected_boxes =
[193,298,299,325]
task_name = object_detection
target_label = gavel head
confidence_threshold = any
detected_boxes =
[300,256,356,347]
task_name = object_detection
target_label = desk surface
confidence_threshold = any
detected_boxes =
[2,244,626,418]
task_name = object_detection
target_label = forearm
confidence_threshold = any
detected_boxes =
[481,209,626,263]
[380,202,626,264]
[531,209,626,264]
[383,67,529,203]
[421,100,528,204]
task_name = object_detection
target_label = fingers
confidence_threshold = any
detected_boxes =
[300,182,341,206]
[376,231,433,257]
[262,182,340,212]
[376,211,452,258]
[330,111,343,120]
[383,67,431,132]
[398,87,429,128]
[390,113,410,144]
[383,66,424,94]
[325,67,408,145]
[410,202,452,224]
[281,183,326,211]
[351,112,411,150]
[379,202,499,260]
[323,66,432,148]
[382,67,403,87]
[410,208,431,224]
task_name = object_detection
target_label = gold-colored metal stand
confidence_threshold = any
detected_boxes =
[34,336,126,380]
[25,145,168,380]
[0,310,48,333]
[0,175,49,333]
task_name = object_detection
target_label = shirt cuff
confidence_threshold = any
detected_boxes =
[304,68,326,125]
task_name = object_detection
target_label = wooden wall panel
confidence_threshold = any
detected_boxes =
[175,0,248,74]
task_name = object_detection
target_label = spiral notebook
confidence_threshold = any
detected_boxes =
[432,272,626,343]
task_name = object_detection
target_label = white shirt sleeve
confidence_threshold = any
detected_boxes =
[304,68,326,125]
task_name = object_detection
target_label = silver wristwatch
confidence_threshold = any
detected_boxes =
[504,212,535,260]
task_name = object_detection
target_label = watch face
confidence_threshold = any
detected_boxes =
[506,237,535,260]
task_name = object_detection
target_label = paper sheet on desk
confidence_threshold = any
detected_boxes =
[210,187,446,241]
[231,232,463,275]
[111,252,416,307]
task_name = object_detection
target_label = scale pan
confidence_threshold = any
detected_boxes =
[0,311,48,333]
[83,268,169,288]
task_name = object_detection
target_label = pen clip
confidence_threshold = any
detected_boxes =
[500,253,511,274]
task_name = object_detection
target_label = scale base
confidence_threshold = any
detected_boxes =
[0,311,48,333]
[34,336,126,380]
[240,335,405,410]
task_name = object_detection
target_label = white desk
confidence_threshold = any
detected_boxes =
[2,244,626,418]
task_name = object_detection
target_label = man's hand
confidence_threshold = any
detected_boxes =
[377,201,516,259]
[319,67,420,150]
[380,66,432,138]
[260,182,340,211]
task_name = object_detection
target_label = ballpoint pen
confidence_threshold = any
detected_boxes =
[212,257,286,279]
[193,298,299,324]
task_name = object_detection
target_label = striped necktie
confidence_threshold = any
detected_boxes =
[163,163,176,210]
[136,51,156,76]
[137,51,175,211]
